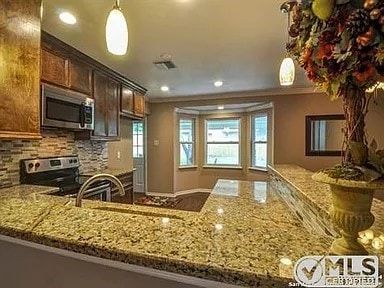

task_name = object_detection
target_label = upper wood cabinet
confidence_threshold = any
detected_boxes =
[42,32,147,141]
[121,85,134,116]
[134,92,145,118]
[41,48,69,88]
[41,49,92,95]
[106,78,120,138]
[93,71,108,138]
[0,0,41,139]
[69,60,92,95]
[90,71,119,140]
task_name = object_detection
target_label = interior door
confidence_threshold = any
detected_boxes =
[133,121,145,193]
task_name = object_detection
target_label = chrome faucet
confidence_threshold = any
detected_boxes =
[76,174,125,207]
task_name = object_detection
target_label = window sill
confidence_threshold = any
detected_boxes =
[248,167,268,172]
[178,165,198,170]
[203,165,243,170]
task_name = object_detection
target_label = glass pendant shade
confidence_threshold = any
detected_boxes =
[106,3,128,55]
[279,57,295,86]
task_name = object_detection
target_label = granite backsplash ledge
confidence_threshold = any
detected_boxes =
[0,129,108,188]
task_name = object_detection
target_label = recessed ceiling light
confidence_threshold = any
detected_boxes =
[59,12,77,25]
[217,106,224,110]
[214,80,223,87]
[161,86,169,92]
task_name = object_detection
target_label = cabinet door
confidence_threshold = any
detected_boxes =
[133,92,145,118]
[121,85,134,116]
[92,71,108,137]
[106,78,120,138]
[0,0,41,139]
[69,60,92,95]
[41,48,69,87]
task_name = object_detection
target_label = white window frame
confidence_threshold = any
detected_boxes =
[178,117,196,167]
[251,112,269,171]
[133,121,144,158]
[204,117,241,167]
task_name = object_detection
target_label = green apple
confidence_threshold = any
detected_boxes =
[312,0,336,20]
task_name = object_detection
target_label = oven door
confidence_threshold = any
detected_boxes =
[41,84,94,130]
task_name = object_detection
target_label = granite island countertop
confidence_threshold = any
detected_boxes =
[269,164,384,234]
[0,179,332,287]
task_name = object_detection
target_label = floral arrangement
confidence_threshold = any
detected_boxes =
[286,0,384,181]
[287,0,384,98]
[288,0,384,98]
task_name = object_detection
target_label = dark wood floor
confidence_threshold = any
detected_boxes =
[173,192,210,212]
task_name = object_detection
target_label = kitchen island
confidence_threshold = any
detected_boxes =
[0,179,332,287]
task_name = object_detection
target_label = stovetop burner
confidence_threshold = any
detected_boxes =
[20,156,111,199]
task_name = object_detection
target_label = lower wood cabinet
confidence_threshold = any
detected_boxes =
[111,172,134,204]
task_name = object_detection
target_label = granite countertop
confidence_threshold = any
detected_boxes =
[81,167,134,177]
[0,185,59,198]
[0,179,332,287]
[269,164,384,234]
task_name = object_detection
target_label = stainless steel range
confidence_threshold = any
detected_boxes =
[20,156,111,200]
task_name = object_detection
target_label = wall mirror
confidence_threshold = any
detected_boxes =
[305,115,345,156]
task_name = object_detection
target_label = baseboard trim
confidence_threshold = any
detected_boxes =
[146,188,211,198]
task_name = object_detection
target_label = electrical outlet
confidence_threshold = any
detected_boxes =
[154,140,159,146]
[117,151,121,159]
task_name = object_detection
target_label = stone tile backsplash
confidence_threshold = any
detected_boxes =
[0,129,108,188]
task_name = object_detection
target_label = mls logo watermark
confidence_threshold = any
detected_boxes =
[293,255,379,287]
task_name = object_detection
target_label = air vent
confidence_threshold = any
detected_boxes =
[153,60,177,70]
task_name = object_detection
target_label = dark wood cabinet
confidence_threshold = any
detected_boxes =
[134,92,145,118]
[90,71,119,140]
[42,32,147,141]
[120,85,134,116]
[69,60,92,95]
[0,0,41,139]
[111,172,134,204]
[41,48,69,88]
[106,78,120,138]
[93,71,108,138]
[41,50,91,95]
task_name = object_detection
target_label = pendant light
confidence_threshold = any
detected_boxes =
[106,0,128,55]
[279,1,296,86]
[279,57,295,86]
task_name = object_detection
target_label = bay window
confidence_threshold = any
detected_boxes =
[179,118,195,166]
[205,118,240,166]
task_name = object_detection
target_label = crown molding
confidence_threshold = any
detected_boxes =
[174,102,274,115]
[147,87,322,103]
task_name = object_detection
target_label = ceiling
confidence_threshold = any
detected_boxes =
[42,0,312,101]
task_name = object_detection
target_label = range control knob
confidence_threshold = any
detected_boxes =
[28,163,34,170]
[69,159,73,164]
[74,159,78,163]
[35,162,40,169]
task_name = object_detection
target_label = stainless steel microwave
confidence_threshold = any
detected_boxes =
[41,84,94,130]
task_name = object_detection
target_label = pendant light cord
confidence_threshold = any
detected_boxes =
[286,10,291,56]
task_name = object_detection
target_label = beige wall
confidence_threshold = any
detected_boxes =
[147,92,384,194]
[108,117,134,171]
[146,104,175,193]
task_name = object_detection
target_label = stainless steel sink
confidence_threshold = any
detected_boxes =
[92,206,183,220]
